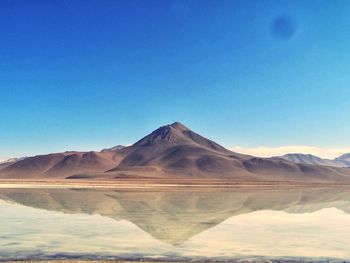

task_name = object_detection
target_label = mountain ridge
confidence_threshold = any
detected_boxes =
[278,153,350,168]
[1,122,350,183]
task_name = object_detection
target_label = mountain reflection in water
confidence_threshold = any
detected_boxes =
[1,187,350,261]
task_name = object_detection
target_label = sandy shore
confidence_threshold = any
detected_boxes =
[0,178,348,189]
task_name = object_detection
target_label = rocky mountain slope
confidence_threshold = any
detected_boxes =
[1,122,350,183]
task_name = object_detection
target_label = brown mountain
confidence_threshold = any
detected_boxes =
[0,151,121,178]
[107,122,252,178]
[1,122,350,182]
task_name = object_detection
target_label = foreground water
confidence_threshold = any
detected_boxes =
[0,187,350,261]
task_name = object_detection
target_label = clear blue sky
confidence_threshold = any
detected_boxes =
[1,0,350,159]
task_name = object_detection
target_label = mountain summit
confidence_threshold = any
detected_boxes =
[1,122,350,183]
[108,122,249,175]
[133,122,230,154]
[133,122,193,146]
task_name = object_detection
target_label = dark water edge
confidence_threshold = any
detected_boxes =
[1,254,350,263]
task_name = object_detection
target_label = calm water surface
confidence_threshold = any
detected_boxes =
[1,187,350,261]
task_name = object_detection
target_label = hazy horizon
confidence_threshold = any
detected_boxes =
[1,120,350,160]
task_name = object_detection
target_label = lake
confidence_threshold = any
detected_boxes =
[0,187,350,262]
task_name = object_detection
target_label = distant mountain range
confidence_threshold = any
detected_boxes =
[0,157,27,168]
[277,153,350,168]
[1,122,350,183]
[101,145,125,152]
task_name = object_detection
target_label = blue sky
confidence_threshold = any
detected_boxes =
[1,0,350,159]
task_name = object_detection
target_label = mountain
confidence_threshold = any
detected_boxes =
[278,154,343,167]
[0,157,27,169]
[1,122,350,183]
[0,151,121,178]
[106,122,252,178]
[335,153,350,167]
[0,157,26,164]
[278,153,350,168]
[101,145,125,152]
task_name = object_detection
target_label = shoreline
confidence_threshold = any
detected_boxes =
[1,255,344,263]
[0,179,349,189]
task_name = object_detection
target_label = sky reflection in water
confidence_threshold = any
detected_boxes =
[0,187,350,260]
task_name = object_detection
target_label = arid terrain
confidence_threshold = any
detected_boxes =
[1,122,350,184]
